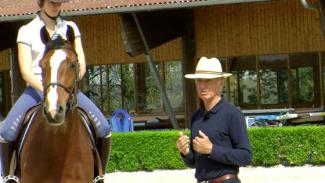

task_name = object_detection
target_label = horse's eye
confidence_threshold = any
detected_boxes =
[69,63,78,70]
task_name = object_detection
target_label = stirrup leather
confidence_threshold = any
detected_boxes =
[3,175,20,183]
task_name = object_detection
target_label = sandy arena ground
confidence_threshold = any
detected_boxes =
[0,165,323,182]
[105,165,325,183]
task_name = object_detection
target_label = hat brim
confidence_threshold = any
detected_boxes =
[185,73,232,79]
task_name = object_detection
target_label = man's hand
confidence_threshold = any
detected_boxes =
[176,131,190,156]
[193,130,213,154]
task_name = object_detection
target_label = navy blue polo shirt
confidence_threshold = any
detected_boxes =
[182,98,252,181]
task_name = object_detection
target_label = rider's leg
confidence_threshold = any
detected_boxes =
[76,92,111,172]
[76,92,110,138]
[0,87,42,142]
[0,140,14,177]
[0,86,42,178]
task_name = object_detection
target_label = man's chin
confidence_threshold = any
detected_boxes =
[200,95,209,101]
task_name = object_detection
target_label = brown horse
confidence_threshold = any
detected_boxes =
[18,27,99,183]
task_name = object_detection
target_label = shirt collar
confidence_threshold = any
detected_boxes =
[208,97,224,114]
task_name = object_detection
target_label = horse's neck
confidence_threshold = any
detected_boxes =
[23,108,88,155]
[61,109,81,131]
[20,108,94,183]
[35,109,81,135]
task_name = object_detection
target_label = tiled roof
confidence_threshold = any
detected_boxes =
[0,0,270,22]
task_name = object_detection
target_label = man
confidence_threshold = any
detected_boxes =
[176,57,252,183]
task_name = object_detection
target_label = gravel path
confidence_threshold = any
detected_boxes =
[105,165,325,183]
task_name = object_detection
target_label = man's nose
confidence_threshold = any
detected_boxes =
[198,82,207,89]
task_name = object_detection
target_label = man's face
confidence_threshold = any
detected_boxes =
[195,78,224,102]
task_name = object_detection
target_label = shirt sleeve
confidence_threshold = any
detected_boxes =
[17,25,31,46]
[181,147,195,168]
[209,110,252,166]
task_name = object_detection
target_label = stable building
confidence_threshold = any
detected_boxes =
[1,0,325,128]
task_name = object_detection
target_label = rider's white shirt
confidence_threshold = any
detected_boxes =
[16,13,81,82]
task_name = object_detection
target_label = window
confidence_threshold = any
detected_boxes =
[165,61,184,110]
[144,63,161,112]
[228,73,238,106]
[84,65,110,114]
[259,55,288,106]
[82,61,184,115]
[121,64,135,111]
[289,53,319,107]
[231,56,257,108]
[228,53,320,109]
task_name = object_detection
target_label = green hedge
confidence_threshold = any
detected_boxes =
[107,126,325,172]
[249,126,325,166]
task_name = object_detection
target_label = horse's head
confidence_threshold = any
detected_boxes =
[39,25,80,126]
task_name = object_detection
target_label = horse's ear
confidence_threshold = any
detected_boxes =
[66,25,75,44]
[40,26,51,45]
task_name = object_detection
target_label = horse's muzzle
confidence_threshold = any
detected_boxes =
[42,103,66,125]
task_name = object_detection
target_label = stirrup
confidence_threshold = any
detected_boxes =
[3,175,20,183]
[93,175,105,183]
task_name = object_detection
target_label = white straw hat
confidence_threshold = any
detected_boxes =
[185,57,232,79]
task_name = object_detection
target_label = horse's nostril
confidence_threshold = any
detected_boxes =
[58,105,65,113]
[58,106,62,113]
[42,104,48,113]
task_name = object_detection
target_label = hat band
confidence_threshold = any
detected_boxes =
[195,70,225,75]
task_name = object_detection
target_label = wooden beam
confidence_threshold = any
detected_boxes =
[0,23,20,51]
[120,10,188,57]
[319,0,325,38]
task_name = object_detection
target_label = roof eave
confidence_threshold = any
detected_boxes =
[0,0,271,23]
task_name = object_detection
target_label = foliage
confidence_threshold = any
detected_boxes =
[107,131,186,172]
[106,126,325,172]
[249,126,325,166]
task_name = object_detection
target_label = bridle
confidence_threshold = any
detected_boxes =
[42,46,80,111]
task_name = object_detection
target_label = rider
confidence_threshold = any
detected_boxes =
[0,0,111,179]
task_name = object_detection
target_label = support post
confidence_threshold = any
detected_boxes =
[132,13,180,130]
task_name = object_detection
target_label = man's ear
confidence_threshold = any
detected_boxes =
[66,25,75,44]
[40,26,51,44]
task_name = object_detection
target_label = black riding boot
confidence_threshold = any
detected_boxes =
[1,140,18,183]
[97,133,112,173]
[1,140,14,176]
